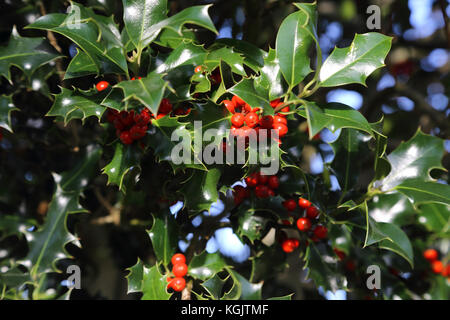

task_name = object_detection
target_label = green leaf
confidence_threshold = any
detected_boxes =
[64,50,97,79]
[125,258,144,294]
[298,101,373,139]
[138,5,217,50]
[148,214,178,266]
[368,193,415,226]
[188,252,227,280]
[304,244,343,291]
[155,42,206,73]
[276,10,313,88]
[237,210,269,244]
[141,264,171,300]
[0,267,31,288]
[418,203,450,234]
[102,142,141,191]
[204,47,247,76]
[122,0,168,53]
[394,179,450,206]
[114,73,168,115]
[228,78,273,115]
[0,27,61,82]
[26,3,128,75]
[0,95,19,132]
[330,129,371,195]
[215,38,265,71]
[0,215,35,240]
[201,273,227,300]
[47,87,108,125]
[255,48,287,101]
[23,184,86,278]
[180,168,221,213]
[318,32,392,87]
[228,269,263,300]
[379,130,445,191]
[155,28,196,48]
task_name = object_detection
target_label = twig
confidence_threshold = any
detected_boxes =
[92,188,121,225]
[181,281,192,300]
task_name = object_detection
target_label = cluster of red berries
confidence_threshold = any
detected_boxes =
[279,197,328,253]
[423,248,449,278]
[167,253,189,292]
[222,96,290,140]
[233,172,280,205]
[106,108,151,145]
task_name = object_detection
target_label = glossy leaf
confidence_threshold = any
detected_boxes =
[379,130,445,191]
[394,179,450,206]
[204,47,246,76]
[275,11,313,88]
[368,193,415,226]
[102,142,141,191]
[47,87,108,124]
[298,102,373,139]
[319,33,392,87]
[215,38,265,71]
[255,48,286,101]
[418,203,450,234]
[180,168,221,213]
[64,50,97,79]
[125,258,144,293]
[155,42,206,73]
[141,264,171,300]
[228,269,263,300]
[188,251,227,280]
[0,27,61,82]
[0,215,35,240]
[148,214,178,266]
[115,73,168,115]
[201,273,227,300]
[228,78,273,115]
[0,95,19,132]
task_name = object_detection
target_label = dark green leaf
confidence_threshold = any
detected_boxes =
[125,258,144,293]
[0,95,19,132]
[188,251,227,280]
[141,264,171,300]
[255,48,287,101]
[201,273,227,300]
[180,168,221,213]
[148,214,178,266]
[228,78,273,115]
[394,179,450,206]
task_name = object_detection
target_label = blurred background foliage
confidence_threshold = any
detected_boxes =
[0,0,449,299]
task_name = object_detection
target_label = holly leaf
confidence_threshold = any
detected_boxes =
[155,42,206,73]
[137,4,218,50]
[64,50,97,79]
[0,215,35,240]
[0,95,19,132]
[298,101,373,139]
[255,48,287,101]
[228,78,273,115]
[275,10,313,88]
[379,129,445,191]
[122,0,168,53]
[188,251,227,280]
[304,244,343,291]
[0,27,61,83]
[227,269,263,300]
[394,179,450,206]
[114,73,168,115]
[155,28,196,48]
[418,203,450,234]
[368,193,416,226]
[204,47,247,76]
[26,2,128,75]
[102,142,142,191]
[180,168,221,213]
[318,33,392,87]
[201,273,227,300]
[237,210,269,244]
[125,258,144,294]
[0,267,31,288]
[141,264,171,300]
[148,214,178,266]
[215,38,265,71]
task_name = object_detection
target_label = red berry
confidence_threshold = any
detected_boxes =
[333,248,347,261]
[231,113,245,128]
[345,260,356,272]
[281,219,291,226]
[96,81,109,91]
[170,277,186,292]
[194,65,203,73]
[120,131,133,144]
[171,253,186,265]
[232,95,245,106]
[306,206,319,219]
[166,277,173,283]
[172,263,188,277]
[442,265,450,277]
[270,99,281,108]
[423,249,438,261]
[267,188,275,197]
[259,115,274,129]
[258,174,268,185]
[244,112,259,128]
[273,123,288,137]
[223,100,236,114]
[273,115,287,125]
[159,98,172,114]
[296,217,312,231]
[268,175,279,189]
[313,225,328,239]
[280,105,290,113]
[298,198,311,209]
[283,199,297,211]
[431,260,443,274]
[281,238,299,253]
[245,172,259,188]
[254,185,270,198]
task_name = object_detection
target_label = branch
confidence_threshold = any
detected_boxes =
[438,0,450,48]
[181,280,192,300]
